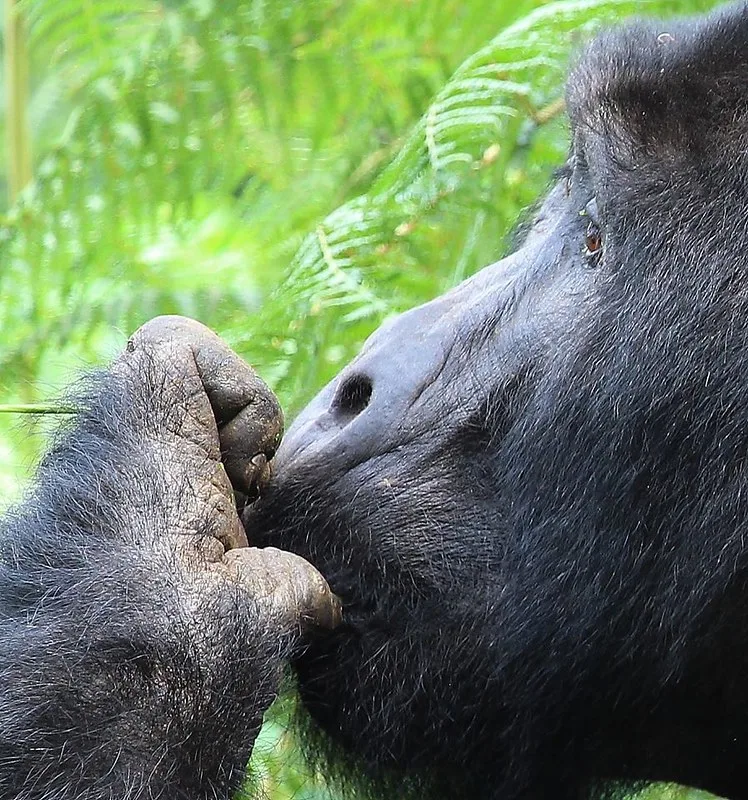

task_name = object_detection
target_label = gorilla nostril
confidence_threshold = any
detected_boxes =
[333,374,373,418]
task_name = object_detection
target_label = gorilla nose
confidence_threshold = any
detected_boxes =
[269,222,560,481]
[246,318,445,561]
[272,304,457,477]
[330,373,374,420]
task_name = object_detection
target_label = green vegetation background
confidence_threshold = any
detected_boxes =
[0,0,725,797]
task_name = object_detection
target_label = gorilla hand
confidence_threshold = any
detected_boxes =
[0,315,337,800]
[119,316,340,636]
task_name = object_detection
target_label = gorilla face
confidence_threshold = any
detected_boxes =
[254,179,592,774]
[248,6,748,798]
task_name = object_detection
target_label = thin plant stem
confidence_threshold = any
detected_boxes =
[0,404,75,415]
[4,0,32,203]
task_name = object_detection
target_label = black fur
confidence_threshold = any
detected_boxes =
[6,5,748,800]
[248,5,748,800]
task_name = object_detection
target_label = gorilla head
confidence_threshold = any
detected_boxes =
[247,5,748,799]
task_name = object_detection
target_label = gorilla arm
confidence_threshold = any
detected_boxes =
[0,316,339,800]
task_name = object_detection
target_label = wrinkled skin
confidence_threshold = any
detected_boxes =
[247,5,748,800]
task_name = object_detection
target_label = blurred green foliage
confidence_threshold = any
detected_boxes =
[0,0,726,796]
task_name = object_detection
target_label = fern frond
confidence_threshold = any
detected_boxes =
[21,0,159,85]
[271,0,640,340]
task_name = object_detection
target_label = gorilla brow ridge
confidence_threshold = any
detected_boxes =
[567,4,748,161]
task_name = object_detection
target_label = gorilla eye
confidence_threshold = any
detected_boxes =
[584,222,603,262]
[582,198,602,264]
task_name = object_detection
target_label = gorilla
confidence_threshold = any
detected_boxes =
[3,3,748,800]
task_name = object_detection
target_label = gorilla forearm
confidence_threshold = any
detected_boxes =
[0,378,274,798]
[0,319,339,800]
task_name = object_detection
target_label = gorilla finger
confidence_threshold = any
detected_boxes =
[125,316,284,494]
[127,316,279,424]
[223,547,342,633]
[220,412,278,500]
